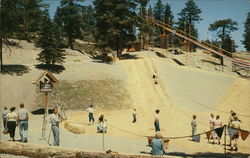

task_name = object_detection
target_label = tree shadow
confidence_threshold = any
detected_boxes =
[35,64,65,74]
[120,53,138,60]
[236,71,250,79]
[31,108,53,115]
[1,64,30,76]
[172,58,185,66]
[155,52,167,58]
[166,151,249,158]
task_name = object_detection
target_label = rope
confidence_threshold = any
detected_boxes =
[62,119,250,142]
[106,122,148,137]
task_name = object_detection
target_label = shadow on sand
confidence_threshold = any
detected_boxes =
[35,64,65,74]
[1,64,30,76]
[31,108,53,115]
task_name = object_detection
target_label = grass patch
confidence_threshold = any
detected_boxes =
[35,80,131,110]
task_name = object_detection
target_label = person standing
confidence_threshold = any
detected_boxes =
[132,108,137,123]
[6,107,18,141]
[50,107,60,146]
[154,109,160,132]
[230,115,241,151]
[228,111,236,146]
[209,113,215,141]
[18,103,29,143]
[86,105,95,125]
[150,132,165,156]
[213,115,222,145]
[2,106,9,130]
[191,115,197,140]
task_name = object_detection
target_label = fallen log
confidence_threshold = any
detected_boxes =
[0,141,165,158]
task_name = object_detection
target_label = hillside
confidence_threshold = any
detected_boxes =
[1,40,250,156]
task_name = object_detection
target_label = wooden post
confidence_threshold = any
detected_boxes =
[224,125,227,158]
[102,132,105,151]
[41,92,49,139]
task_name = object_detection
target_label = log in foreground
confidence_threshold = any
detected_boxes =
[0,141,165,158]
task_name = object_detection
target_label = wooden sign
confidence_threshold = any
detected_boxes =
[40,82,53,92]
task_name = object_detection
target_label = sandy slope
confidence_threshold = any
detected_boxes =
[1,41,250,155]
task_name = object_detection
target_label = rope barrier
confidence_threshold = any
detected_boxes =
[62,120,249,143]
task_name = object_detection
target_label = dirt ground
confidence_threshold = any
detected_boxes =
[0,41,250,157]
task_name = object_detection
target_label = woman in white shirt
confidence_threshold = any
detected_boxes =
[6,107,18,141]
[213,115,222,145]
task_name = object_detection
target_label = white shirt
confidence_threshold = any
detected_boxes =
[86,107,93,113]
[132,111,136,116]
[7,112,18,121]
[50,113,59,126]
[209,117,215,129]
[155,114,159,121]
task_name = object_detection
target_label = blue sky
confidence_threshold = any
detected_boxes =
[44,0,250,51]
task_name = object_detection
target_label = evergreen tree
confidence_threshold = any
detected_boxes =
[209,19,238,43]
[18,0,44,41]
[177,0,202,38]
[163,3,174,25]
[37,11,65,65]
[81,5,96,42]
[55,0,83,49]
[93,0,137,58]
[0,0,22,71]
[242,12,250,51]
[137,0,150,49]
[154,0,164,21]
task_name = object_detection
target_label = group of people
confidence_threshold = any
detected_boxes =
[208,113,223,144]
[191,111,241,151]
[86,105,107,133]
[2,103,244,155]
[2,103,29,143]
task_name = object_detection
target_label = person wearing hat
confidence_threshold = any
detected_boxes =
[6,107,18,141]
[150,132,165,156]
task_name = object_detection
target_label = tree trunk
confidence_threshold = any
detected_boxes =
[68,36,74,49]
[0,38,2,72]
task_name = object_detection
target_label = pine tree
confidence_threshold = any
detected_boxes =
[18,0,44,41]
[0,0,22,71]
[177,0,202,38]
[154,0,164,21]
[37,11,65,65]
[93,0,137,58]
[209,19,238,43]
[55,0,83,49]
[81,5,95,42]
[242,12,250,51]
[163,3,174,25]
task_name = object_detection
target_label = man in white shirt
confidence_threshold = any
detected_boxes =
[86,105,95,125]
[18,103,29,143]
[50,107,60,146]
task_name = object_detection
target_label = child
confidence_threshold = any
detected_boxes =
[132,108,137,123]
